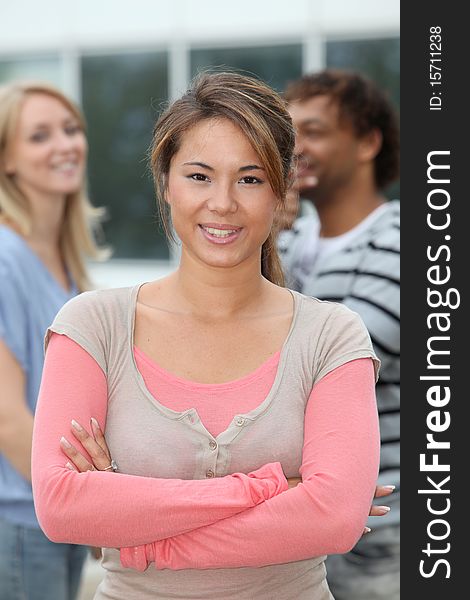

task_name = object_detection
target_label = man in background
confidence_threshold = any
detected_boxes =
[280,69,400,600]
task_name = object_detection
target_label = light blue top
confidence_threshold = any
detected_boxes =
[0,225,78,527]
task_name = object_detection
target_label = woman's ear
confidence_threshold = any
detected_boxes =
[161,174,170,205]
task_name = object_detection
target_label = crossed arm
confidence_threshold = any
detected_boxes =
[32,334,288,549]
[33,333,382,570]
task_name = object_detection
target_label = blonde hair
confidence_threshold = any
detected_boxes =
[0,81,108,291]
[151,71,295,287]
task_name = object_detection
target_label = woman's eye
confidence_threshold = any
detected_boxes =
[190,173,210,182]
[30,131,48,142]
[64,125,82,136]
[240,176,262,185]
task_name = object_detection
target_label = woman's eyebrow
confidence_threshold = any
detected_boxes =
[239,165,265,172]
[182,161,214,171]
[182,162,265,172]
[27,117,78,131]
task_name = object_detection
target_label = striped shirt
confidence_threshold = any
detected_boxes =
[279,200,400,532]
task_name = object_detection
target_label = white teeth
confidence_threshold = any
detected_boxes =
[203,226,237,237]
[52,162,77,172]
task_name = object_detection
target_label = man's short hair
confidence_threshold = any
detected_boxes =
[284,69,400,190]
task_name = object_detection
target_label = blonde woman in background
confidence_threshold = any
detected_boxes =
[0,81,106,600]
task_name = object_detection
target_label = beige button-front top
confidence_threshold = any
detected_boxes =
[47,284,378,600]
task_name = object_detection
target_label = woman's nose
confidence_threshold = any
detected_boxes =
[206,183,238,214]
[54,130,79,152]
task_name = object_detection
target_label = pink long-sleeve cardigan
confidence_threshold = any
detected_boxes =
[32,285,380,600]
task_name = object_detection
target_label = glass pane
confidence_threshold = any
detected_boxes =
[81,52,169,259]
[191,44,303,93]
[326,37,400,199]
[0,56,61,87]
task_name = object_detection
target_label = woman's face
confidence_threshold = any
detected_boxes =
[166,118,278,271]
[5,93,87,201]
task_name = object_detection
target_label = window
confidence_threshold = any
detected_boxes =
[326,37,400,198]
[191,44,303,92]
[326,37,399,108]
[0,56,62,87]
[81,51,169,259]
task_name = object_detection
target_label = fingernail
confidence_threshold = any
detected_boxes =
[90,417,99,430]
[364,527,371,534]
[384,485,396,491]
[65,461,74,470]
[71,419,82,431]
[377,506,391,513]
[60,436,72,448]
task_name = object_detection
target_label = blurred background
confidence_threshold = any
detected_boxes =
[0,2,399,596]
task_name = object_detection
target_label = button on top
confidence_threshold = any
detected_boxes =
[206,469,215,478]
[235,416,245,426]
[209,440,217,450]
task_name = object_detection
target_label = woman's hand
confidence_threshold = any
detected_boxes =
[60,418,115,473]
[369,485,394,516]
[287,477,393,535]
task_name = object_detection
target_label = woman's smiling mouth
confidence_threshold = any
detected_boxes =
[199,224,243,244]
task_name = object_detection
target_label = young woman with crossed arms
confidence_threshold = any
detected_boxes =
[32,72,392,599]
